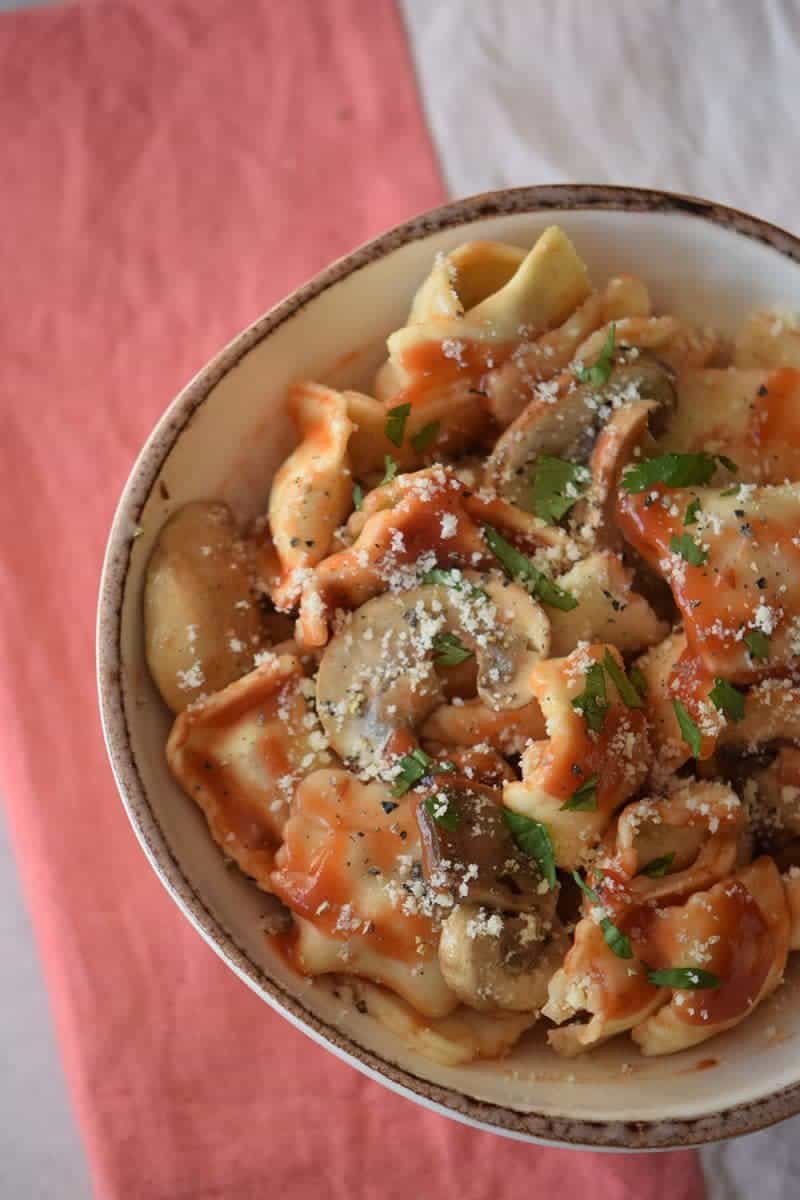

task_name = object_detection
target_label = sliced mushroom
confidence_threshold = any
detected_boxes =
[415,779,556,914]
[739,746,800,849]
[486,356,676,509]
[485,275,652,428]
[315,579,549,770]
[438,904,568,1011]
[144,500,266,712]
[421,743,517,786]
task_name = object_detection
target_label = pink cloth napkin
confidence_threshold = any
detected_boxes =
[0,1,705,1196]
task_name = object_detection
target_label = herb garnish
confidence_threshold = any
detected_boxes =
[602,649,644,709]
[504,810,557,889]
[352,483,363,511]
[621,451,738,494]
[411,420,440,453]
[709,677,746,722]
[423,791,460,831]
[561,776,598,812]
[628,665,648,696]
[483,525,577,611]
[672,699,702,757]
[744,629,770,662]
[576,323,616,386]
[421,567,488,601]
[572,870,633,959]
[640,852,675,878]
[531,456,590,524]
[381,454,398,484]
[571,662,609,732]
[646,966,720,990]
[432,632,474,667]
[392,748,454,797]
[385,403,411,448]
[669,533,709,566]
[683,497,701,526]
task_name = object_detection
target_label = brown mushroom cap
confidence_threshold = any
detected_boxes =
[415,778,557,915]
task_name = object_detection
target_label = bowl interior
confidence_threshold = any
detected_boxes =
[104,197,800,1145]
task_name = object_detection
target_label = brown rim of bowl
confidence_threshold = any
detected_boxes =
[97,184,800,1151]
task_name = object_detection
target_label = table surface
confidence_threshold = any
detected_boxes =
[3,1,800,1196]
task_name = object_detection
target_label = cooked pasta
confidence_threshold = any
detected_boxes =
[145,227,800,1065]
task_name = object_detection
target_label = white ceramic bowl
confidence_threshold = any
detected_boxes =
[97,185,800,1150]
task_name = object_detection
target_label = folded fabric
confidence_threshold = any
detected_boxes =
[0,0,703,1196]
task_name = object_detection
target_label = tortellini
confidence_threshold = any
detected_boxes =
[146,230,800,1066]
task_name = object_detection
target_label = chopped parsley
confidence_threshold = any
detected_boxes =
[576,323,616,386]
[531,456,590,524]
[744,629,770,662]
[602,649,644,709]
[385,403,411,448]
[672,698,702,757]
[352,483,363,511]
[646,966,720,990]
[411,420,440,453]
[381,454,398,484]
[572,870,633,959]
[621,451,737,494]
[683,497,701,526]
[423,792,460,831]
[709,677,746,722]
[483,524,577,611]
[640,852,675,878]
[392,748,454,797]
[628,664,648,697]
[432,632,474,667]
[561,776,598,812]
[421,567,488,601]
[503,810,557,890]
[571,662,609,732]
[669,533,708,566]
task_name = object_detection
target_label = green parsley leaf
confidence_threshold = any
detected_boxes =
[391,748,454,797]
[503,810,557,890]
[646,966,721,990]
[410,420,440,453]
[709,677,746,722]
[381,454,398,484]
[744,629,770,662]
[721,483,742,497]
[352,483,363,511]
[483,524,578,611]
[621,452,719,494]
[561,776,598,811]
[672,699,702,757]
[571,870,633,959]
[421,567,488,601]
[531,456,590,524]
[628,665,648,697]
[423,792,460,831]
[640,852,675,878]
[683,497,701,526]
[432,632,474,667]
[717,454,739,474]
[669,533,708,566]
[571,662,609,732]
[385,403,411,448]
[576,323,616,386]
[602,649,644,709]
